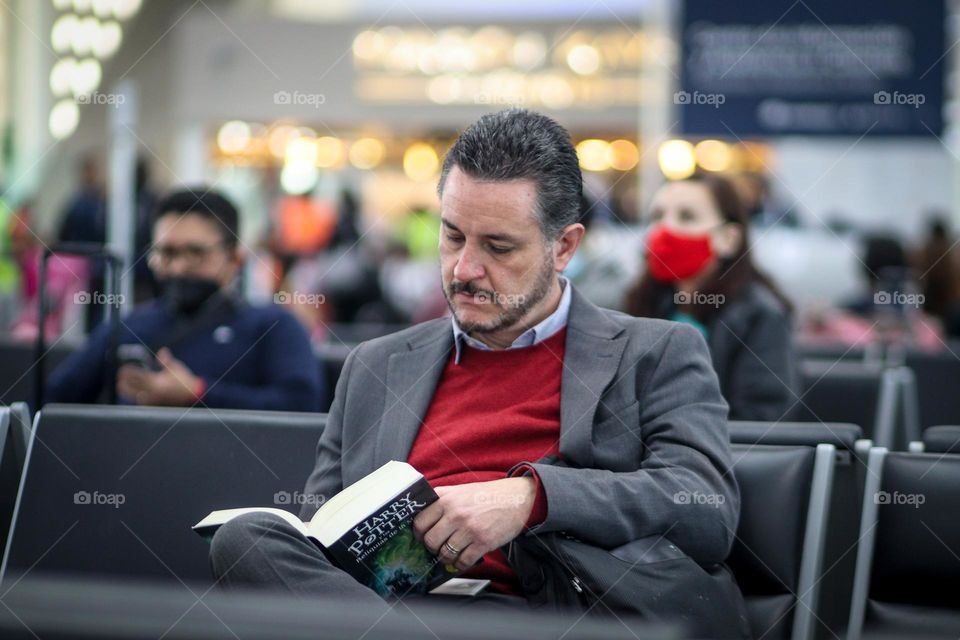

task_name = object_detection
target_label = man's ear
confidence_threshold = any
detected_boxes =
[552,223,586,272]
[713,223,742,259]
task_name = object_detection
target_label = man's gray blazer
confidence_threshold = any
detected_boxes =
[300,287,739,565]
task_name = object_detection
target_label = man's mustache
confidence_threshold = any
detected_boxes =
[449,281,497,301]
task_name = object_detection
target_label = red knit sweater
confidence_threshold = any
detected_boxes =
[406,327,566,595]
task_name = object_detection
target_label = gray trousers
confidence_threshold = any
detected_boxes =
[209,512,530,618]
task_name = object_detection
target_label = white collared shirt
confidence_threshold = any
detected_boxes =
[450,276,571,365]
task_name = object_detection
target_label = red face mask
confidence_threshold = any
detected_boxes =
[645,223,715,283]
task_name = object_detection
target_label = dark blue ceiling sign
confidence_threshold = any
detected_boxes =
[679,0,945,137]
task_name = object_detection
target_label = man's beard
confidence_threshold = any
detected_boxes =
[443,256,555,335]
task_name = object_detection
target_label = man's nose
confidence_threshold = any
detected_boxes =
[453,244,485,283]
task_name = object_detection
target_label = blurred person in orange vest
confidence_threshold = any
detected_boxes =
[270,190,337,279]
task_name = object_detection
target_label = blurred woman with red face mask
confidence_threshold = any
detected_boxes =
[625,173,796,421]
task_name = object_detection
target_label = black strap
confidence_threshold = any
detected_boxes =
[141,290,243,357]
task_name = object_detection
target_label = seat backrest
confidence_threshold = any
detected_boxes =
[728,421,862,451]
[6,403,31,466]
[848,450,960,639]
[792,360,882,427]
[792,361,907,449]
[0,403,33,556]
[920,425,960,454]
[0,574,667,640]
[0,337,77,407]
[0,402,33,549]
[730,421,869,639]
[795,343,882,365]
[727,443,835,640]
[0,409,12,553]
[904,348,960,430]
[1,404,327,587]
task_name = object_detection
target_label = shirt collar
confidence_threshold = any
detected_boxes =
[451,276,571,365]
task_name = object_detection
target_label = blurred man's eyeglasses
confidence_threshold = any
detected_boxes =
[148,242,226,267]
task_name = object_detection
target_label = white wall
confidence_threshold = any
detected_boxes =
[769,137,956,242]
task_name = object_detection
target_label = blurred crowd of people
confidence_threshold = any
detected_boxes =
[1,146,959,417]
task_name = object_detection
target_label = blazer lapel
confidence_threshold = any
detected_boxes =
[374,328,454,467]
[560,290,627,468]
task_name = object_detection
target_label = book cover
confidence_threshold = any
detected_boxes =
[323,476,459,596]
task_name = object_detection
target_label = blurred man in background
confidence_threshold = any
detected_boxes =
[47,188,324,411]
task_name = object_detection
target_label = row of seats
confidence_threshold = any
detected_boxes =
[797,341,960,433]
[0,404,957,638]
[729,420,960,639]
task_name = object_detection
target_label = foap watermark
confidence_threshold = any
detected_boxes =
[273,90,326,108]
[74,290,125,305]
[874,490,925,508]
[76,92,125,107]
[475,92,525,106]
[674,291,725,308]
[74,490,126,508]
[473,493,527,506]
[873,90,925,109]
[274,290,326,308]
[470,291,527,307]
[673,491,726,508]
[274,491,326,508]
[674,90,726,108]
[873,290,924,308]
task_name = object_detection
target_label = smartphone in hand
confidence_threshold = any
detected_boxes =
[117,343,160,372]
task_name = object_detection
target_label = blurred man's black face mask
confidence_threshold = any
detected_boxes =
[161,276,221,315]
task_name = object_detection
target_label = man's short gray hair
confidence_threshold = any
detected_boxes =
[437,109,583,240]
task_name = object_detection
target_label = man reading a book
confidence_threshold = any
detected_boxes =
[210,109,741,617]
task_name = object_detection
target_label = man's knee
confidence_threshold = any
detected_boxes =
[209,512,296,576]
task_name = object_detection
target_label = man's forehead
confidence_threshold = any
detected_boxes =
[440,167,539,233]
[652,181,714,209]
[154,213,222,241]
